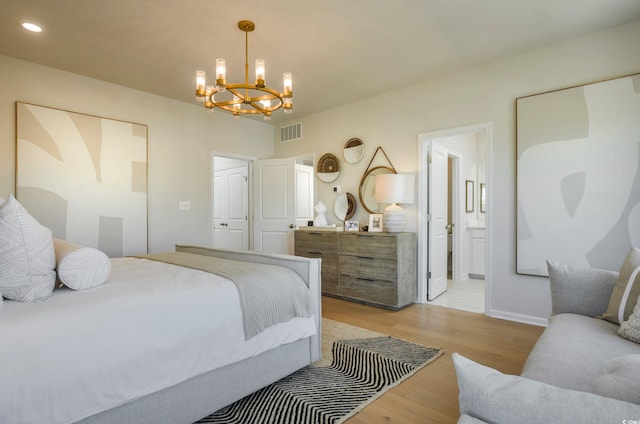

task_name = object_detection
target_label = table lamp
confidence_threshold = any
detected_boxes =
[374,174,415,232]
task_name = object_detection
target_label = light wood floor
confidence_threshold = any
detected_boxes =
[428,278,485,314]
[322,296,544,424]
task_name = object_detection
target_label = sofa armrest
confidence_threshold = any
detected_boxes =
[453,353,640,424]
[547,261,618,317]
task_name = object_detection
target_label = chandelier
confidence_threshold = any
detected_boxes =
[194,20,292,120]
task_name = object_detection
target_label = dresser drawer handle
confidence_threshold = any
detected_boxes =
[356,277,376,282]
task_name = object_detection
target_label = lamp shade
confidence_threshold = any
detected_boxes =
[374,174,415,205]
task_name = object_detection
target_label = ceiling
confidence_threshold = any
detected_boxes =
[1,0,640,126]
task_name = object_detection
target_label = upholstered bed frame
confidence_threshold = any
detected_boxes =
[76,245,322,424]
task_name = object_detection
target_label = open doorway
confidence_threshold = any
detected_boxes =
[418,123,492,314]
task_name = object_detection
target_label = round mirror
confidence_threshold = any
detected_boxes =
[358,166,396,214]
[343,138,365,164]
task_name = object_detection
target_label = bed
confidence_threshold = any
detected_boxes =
[0,244,322,424]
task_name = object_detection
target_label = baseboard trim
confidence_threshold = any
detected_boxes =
[487,309,548,327]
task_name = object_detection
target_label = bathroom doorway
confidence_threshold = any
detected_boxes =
[418,123,491,314]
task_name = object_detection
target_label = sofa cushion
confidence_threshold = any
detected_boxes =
[0,195,56,302]
[600,247,640,324]
[457,414,489,424]
[593,354,640,404]
[453,353,640,424]
[547,261,618,317]
[521,314,640,392]
[53,238,111,290]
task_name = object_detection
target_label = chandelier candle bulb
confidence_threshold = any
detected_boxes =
[204,85,215,109]
[255,59,265,87]
[195,70,206,100]
[283,72,292,97]
[215,59,226,92]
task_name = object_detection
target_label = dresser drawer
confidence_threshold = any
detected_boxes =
[339,275,397,306]
[294,250,339,295]
[339,234,397,259]
[295,232,339,254]
[339,255,397,281]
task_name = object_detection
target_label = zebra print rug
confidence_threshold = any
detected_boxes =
[196,336,443,424]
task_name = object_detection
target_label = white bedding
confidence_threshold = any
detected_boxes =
[0,257,317,424]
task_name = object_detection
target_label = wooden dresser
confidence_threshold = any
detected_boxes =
[294,230,416,310]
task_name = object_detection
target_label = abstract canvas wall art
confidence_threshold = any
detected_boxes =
[16,102,147,257]
[516,74,640,276]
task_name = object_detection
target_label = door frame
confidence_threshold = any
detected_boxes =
[417,122,493,315]
[447,151,462,282]
[211,151,256,249]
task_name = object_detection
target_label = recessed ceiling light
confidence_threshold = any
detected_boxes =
[20,21,44,33]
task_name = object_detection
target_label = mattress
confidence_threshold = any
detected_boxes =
[0,257,316,424]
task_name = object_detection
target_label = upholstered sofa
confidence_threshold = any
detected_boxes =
[454,252,640,424]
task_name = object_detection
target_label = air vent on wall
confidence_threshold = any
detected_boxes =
[280,121,302,143]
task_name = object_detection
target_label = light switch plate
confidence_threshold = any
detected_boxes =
[179,200,191,210]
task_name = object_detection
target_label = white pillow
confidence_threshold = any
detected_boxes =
[594,354,640,404]
[54,238,111,290]
[619,295,640,344]
[0,195,56,302]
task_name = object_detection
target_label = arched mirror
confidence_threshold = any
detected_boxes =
[343,138,365,164]
[358,166,396,213]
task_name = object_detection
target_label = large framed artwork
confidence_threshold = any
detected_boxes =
[16,102,148,257]
[516,73,640,276]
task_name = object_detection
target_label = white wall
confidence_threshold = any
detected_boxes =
[274,20,640,324]
[0,55,274,253]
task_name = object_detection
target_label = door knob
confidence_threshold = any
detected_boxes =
[289,224,294,229]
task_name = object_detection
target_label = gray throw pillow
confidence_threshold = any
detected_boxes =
[547,261,618,317]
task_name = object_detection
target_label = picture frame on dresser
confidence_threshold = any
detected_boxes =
[345,220,359,232]
[368,214,383,232]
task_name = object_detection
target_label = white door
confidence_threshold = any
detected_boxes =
[212,162,249,250]
[253,158,296,254]
[428,141,449,300]
[295,164,314,228]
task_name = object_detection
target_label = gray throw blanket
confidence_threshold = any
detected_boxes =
[137,252,313,339]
